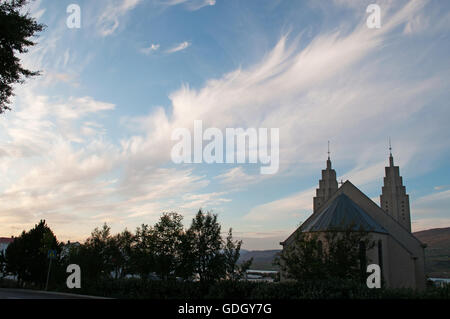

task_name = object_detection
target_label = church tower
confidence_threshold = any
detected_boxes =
[380,142,411,232]
[313,142,338,212]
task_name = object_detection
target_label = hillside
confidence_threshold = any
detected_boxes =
[239,228,450,277]
[239,249,281,271]
[414,227,450,278]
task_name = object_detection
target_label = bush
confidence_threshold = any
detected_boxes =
[37,277,450,299]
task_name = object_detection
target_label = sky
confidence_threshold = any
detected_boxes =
[0,0,449,250]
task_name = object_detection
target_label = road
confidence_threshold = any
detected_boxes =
[0,288,106,299]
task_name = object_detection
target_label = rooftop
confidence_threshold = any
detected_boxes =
[300,193,388,234]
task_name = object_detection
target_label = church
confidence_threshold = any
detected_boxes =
[280,147,426,290]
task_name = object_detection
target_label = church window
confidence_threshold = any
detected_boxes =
[378,240,383,286]
[359,241,367,283]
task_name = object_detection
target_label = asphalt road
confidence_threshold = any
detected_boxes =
[0,288,105,299]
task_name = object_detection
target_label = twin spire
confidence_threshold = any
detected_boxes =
[313,139,412,232]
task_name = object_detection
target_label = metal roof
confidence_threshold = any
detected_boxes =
[300,193,388,233]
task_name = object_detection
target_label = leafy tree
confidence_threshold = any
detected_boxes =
[186,210,225,283]
[323,228,375,282]
[153,212,184,280]
[278,226,375,283]
[276,232,326,282]
[223,228,252,281]
[80,223,114,282]
[0,0,45,113]
[131,224,156,280]
[110,229,134,279]
[4,220,59,287]
[0,250,7,279]
[175,230,196,280]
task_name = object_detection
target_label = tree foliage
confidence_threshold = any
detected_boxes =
[277,227,375,283]
[2,210,252,288]
[4,220,59,287]
[185,210,226,282]
[0,0,45,113]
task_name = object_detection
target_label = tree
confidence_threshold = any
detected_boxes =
[277,226,375,283]
[130,224,155,280]
[186,210,225,283]
[152,212,184,280]
[0,250,7,279]
[80,223,114,282]
[4,220,59,287]
[109,229,134,279]
[0,0,45,113]
[276,232,326,282]
[223,228,252,281]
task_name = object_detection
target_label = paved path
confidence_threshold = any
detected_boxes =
[0,288,107,299]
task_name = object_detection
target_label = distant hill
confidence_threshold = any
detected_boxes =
[239,249,281,271]
[239,228,450,277]
[414,227,450,278]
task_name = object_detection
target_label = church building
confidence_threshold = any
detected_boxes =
[280,147,426,290]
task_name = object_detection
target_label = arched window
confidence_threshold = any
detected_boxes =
[317,240,323,258]
[378,240,383,283]
[359,241,367,283]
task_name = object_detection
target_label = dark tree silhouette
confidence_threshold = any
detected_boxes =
[277,226,375,283]
[223,228,252,281]
[0,0,45,113]
[186,210,225,283]
[152,212,184,280]
[4,220,59,288]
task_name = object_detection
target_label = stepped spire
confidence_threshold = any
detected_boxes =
[389,137,394,166]
[313,142,338,212]
[380,144,411,232]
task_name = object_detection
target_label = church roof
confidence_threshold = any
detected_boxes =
[300,193,388,234]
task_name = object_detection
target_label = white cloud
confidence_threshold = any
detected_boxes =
[412,218,450,232]
[215,167,263,187]
[140,43,160,55]
[97,0,143,36]
[161,0,215,11]
[0,0,448,243]
[166,41,191,53]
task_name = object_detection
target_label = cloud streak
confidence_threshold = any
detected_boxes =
[166,41,191,53]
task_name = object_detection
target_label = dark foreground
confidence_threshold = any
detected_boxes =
[0,288,106,299]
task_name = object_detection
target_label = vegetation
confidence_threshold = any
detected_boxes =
[0,210,252,290]
[276,227,375,283]
[0,0,45,113]
[1,217,448,299]
[414,227,450,278]
[1,220,60,288]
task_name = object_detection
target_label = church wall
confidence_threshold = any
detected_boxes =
[386,235,417,289]
[366,233,390,287]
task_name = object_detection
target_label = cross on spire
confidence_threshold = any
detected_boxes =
[389,137,392,156]
[389,137,394,166]
[327,140,330,160]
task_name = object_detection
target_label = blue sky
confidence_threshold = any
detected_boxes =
[0,0,449,249]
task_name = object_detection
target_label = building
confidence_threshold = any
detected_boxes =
[0,237,14,255]
[281,148,426,290]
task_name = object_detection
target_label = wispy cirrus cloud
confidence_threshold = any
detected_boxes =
[1,0,449,249]
[161,0,215,11]
[166,41,191,53]
[97,0,143,36]
[140,43,160,55]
